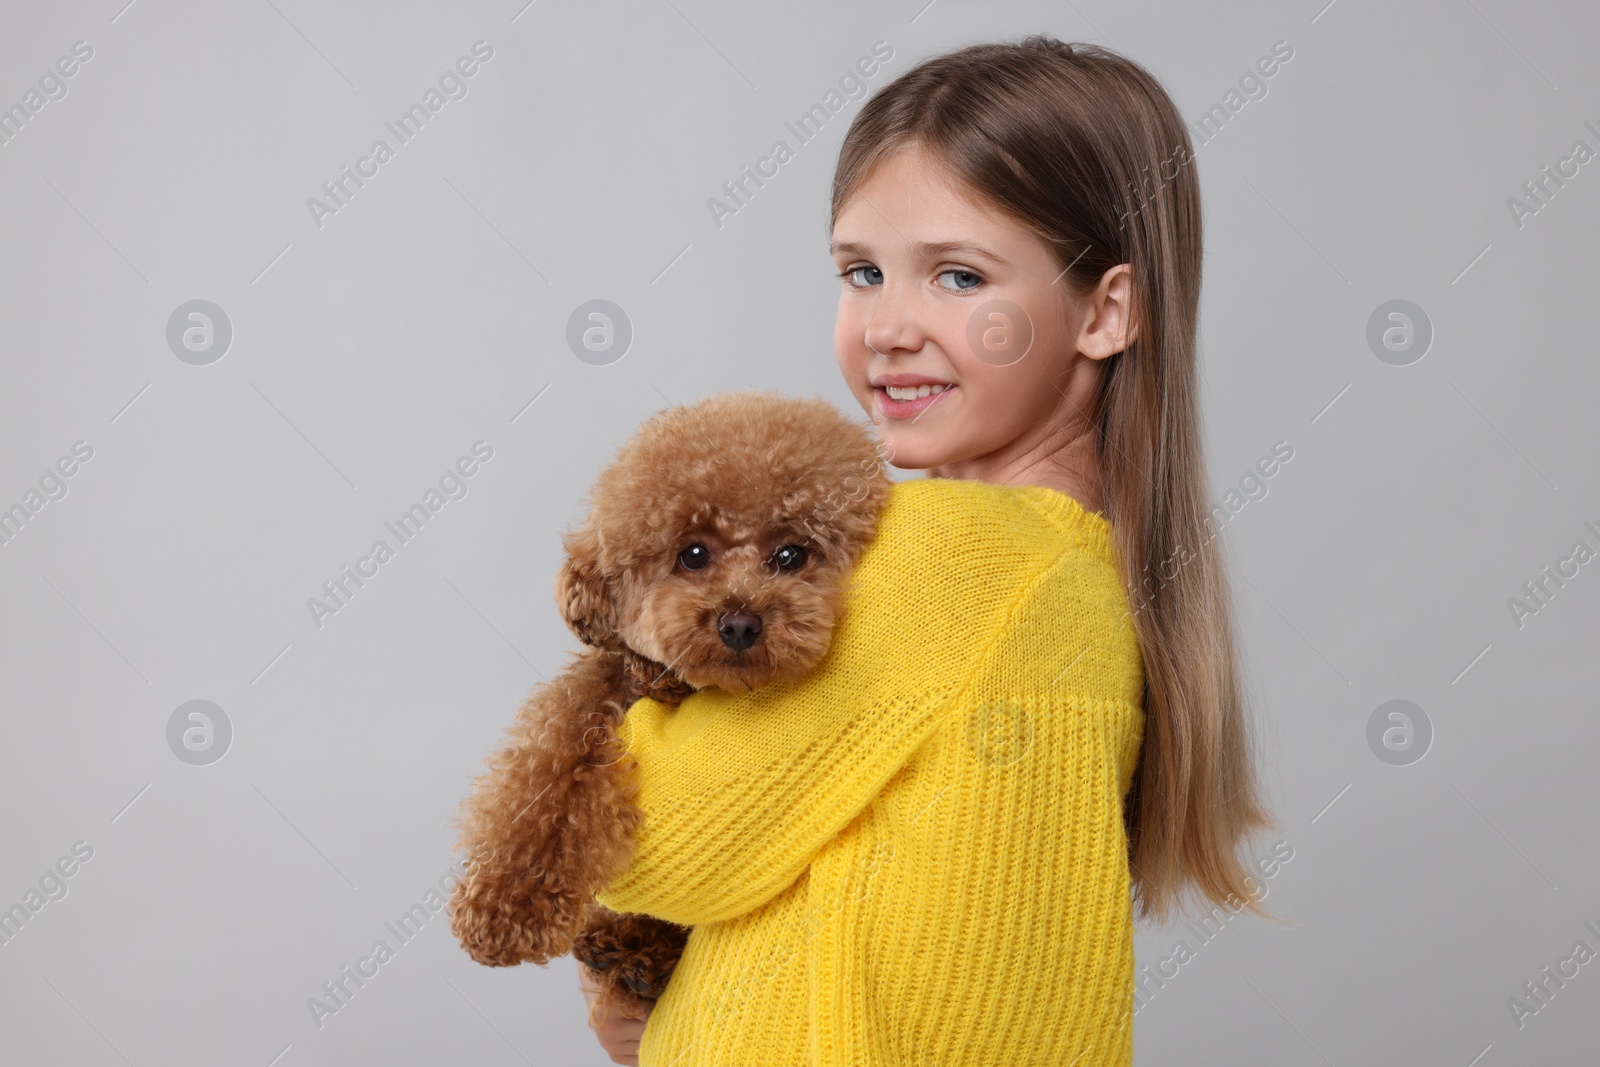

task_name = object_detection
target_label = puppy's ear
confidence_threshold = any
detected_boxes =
[556,525,619,648]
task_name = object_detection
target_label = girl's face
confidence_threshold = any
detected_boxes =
[830,144,1133,496]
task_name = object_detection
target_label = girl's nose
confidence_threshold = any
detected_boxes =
[863,302,925,357]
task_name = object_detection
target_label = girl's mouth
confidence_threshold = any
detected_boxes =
[874,383,955,420]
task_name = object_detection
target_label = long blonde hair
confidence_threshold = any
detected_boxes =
[830,35,1280,925]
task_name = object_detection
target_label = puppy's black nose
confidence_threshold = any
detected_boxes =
[718,610,763,651]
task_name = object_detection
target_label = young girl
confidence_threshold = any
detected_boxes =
[584,35,1278,1066]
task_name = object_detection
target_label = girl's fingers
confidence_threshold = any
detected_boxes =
[580,963,651,1064]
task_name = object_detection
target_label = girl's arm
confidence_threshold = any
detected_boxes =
[594,676,969,926]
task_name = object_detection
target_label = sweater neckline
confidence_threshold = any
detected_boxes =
[905,476,1114,562]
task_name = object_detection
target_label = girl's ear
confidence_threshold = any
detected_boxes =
[1079,262,1139,359]
[555,526,619,647]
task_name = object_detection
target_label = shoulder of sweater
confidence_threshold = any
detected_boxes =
[826,478,1125,670]
[975,538,1146,707]
[873,477,1115,575]
[876,479,1138,691]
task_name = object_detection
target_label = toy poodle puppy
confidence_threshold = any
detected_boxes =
[448,390,892,1018]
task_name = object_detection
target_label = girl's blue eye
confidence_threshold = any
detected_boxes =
[939,269,983,292]
[839,266,882,288]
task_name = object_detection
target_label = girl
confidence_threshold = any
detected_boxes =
[584,35,1278,1066]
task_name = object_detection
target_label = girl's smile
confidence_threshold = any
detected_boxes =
[870,373,956,419]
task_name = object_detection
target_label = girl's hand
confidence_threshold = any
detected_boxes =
[579,963,653,1065]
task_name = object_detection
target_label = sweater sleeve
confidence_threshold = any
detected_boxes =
[592,481,1071,927]
[591,678,966,926]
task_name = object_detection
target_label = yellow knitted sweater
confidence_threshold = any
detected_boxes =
[594,476,1146,1066]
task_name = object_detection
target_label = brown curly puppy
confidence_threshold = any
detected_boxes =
[448,390,892,1019]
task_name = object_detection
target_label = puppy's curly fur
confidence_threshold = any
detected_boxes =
[448,390,892,1018]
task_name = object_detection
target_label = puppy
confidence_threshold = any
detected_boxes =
[448,390,892,1017]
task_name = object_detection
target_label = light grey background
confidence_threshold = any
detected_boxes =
[1,0,1596,1064]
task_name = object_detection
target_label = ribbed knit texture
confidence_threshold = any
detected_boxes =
[594,476,1146,1066]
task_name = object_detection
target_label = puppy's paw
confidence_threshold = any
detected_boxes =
[449,881,590,967]
[572,912,688,1004]
[575,943,672,1000]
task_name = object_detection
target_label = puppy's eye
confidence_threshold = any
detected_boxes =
[771,544,807,572]
[678,544,711,571]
